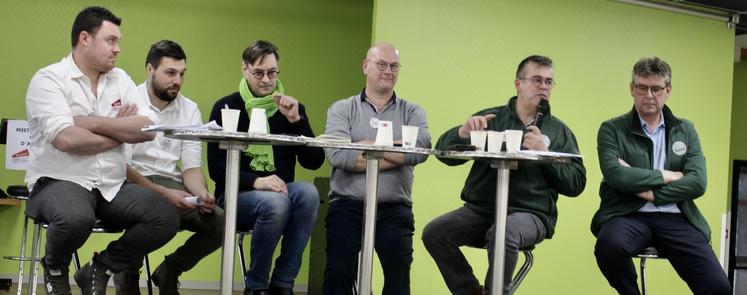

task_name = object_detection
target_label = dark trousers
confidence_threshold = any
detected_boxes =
[594,212,731,295]
[148,175,225,272]
[322,197,414,295]
[422,207,545,295]
[26,177,181,272]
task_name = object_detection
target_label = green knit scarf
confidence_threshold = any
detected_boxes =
[239,78,284,172]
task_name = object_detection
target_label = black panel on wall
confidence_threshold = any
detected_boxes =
[729,160,747,291]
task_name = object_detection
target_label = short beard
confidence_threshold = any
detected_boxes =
[151,75,178,102]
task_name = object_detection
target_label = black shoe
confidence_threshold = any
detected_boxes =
[269,285,294,295]
[151,263,181,295]
[243,288,270,295]
[470,285,485,295]
[73,259,113,295]
[40,258,72,295]
[113,270,141,295]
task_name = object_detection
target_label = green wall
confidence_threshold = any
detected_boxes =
[0,0,373,287]
[0,0,741,294]
[372,0,734,294]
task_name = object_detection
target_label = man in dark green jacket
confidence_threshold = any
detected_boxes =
[422,55,586,295]
[592,57,730,295]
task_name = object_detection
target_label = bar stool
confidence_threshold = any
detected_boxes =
[636,246,665,295]
[28,219,153,295]
[87,225,154,295]
[236,230,254,278]
[2,185,31,295]
[509,245,535,293]
[468,240,536,294]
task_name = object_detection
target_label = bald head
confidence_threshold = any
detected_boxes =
[366,42,399,60]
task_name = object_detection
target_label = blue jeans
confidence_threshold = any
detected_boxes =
[220,182,319,289]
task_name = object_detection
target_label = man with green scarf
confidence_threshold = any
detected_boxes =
[207,40,325,295]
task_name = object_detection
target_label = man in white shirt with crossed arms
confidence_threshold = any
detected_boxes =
[25,6,180,295]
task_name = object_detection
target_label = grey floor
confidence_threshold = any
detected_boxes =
[4,283,308,294]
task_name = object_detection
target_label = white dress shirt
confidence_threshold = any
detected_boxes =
[126,83,203,182]
[25,53,157,201]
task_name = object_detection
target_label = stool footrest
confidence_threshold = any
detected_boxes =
[2,255,40,261]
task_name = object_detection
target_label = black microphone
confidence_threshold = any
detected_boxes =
[528,99,549,129]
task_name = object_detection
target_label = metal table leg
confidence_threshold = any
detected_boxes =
[220,142,246,295]
[490,160,512,295]
[357,152,382,295]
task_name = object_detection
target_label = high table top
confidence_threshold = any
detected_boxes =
[437,149,581,163]
[157,128,580,159]
[164,129,307,146]
[305,139,436,155]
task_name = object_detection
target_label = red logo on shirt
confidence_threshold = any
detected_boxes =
[111,99,122,111]
[12,149,30,159]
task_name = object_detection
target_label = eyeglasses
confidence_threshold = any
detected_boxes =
[633,83,666,96]
[249,69,279,80]
[367,59,401,72]
[518,76,555,88]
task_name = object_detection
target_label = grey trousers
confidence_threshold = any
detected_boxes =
[146,175,225,272]
[422,206,546,295]
[26,177,180,272]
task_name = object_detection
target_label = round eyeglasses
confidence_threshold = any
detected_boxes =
[367,59,401,72]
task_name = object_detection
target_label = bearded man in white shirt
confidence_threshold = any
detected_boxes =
[121,40,224,295]
[24,6,180,295]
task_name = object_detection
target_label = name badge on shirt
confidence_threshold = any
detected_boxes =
[672,141,686,156]
[160,137,173,150]
[370,118,380,128]
[111,99,122,112]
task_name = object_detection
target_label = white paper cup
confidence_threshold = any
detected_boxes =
[401,125,419,148]
[487,131,504,153]
[248,108,268,134]
[505,130,523,153]
[374,120,393,146]
[470,130,487,151]
[221,109,240,132]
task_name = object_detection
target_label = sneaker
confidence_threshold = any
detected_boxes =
[151,263,182,295]
[40,258,71,295]
[73,259,113,295]
[113,270,141,295]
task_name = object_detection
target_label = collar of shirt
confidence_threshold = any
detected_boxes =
[138,81,181,114]
[638,112,665,136]
[360,88,396,112]
[65,53,117,82]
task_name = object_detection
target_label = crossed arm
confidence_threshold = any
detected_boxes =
[597,121,706,204]
[350,140,407,172]
[53,104,155,155]
[617,158,682,201]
